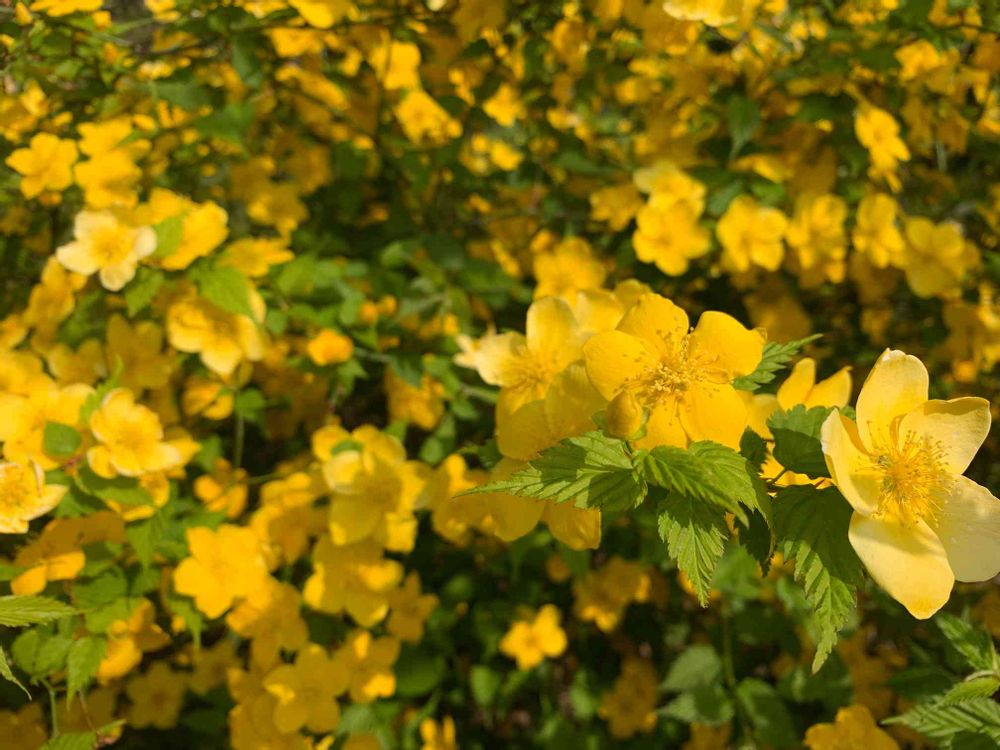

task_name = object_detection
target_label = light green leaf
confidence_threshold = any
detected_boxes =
[43,422,82,458]
[75,466,153,507]
[151,214,185,260]
[124,267,165,315]
[935,612,998,673]
[66,637,106,705]
[0,595,76,627]
[768,405,833,479]
[462,432,647,511]
[662,645,722,692]
[657,493,728,606]
[886,697,1000,742]
[732,335,821,391]
[941,676,1000,705]
[0,645,29,696]
[773,485,864,671]
[193,265,255,319]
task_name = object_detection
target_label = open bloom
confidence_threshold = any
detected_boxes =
[0,461,66,534]
[584,293,764,448]
[821,349,999,618]
[56,210,156,291]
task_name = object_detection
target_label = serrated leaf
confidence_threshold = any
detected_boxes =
[941,676,1000,705]
[193,265,255,319]
[124,267,165,315]
[13,630,73,676]
[732,335,822,391]
[736,678,798,748]
[886,697,1000,742]
[638,440,770,526]
[768,405,833,478]
[0,645,29,697]
[126,513,165,569]
[66,637,106,705]
[0,595,77,626]
[75,466,153,507]
[43,421,82,458]
[773,485,864,670]
[657,493,728,605]
[935,613,998,673]
[463,432,647,511]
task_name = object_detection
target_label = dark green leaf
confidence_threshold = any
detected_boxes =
[769,405,834,479]
[657,493,728,606]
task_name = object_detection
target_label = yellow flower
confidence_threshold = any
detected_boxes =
[136,189,229,270]
[193,458,249,518]
[805,704,899,750]
[855,105,910,190]
[385,369,445,430]
[303,537,404,626]
[499,604,568,670]
[484,83,525,127]
[74,149,142,209]
[744,357,852,440]
[30,0,102,14]
[573,556,651,632]
[387,572,439,643]
[584,293,764,449]
[633,192,710,276]
[56,210,156,291]
[533,238,607,301]
[461,296,584,416]
[716,195,788,273]
[307,329,355,366]
[333,630,400,703]
[369,40,422,90]
[97,598,170,682]
[786,193,848,286]
[166,291,266,376]
[420,717,458,750]
[598,658,659,738]
[188,638,239,695]
[87,388,183,478]
[898,217,971,298]
[288,0,351,28]
[0,703,47,750]
[0,461,66,534]
[11,513,123,594]
[125,662,187,730]
[172,525,270,618]
[219,237,294,277]
[395,90,463,145]
[263,644,346,734]
[6,132,78,198]
[821,349,999,618]
[105,314,173,392]
[226,579,309,668]
[0,378,91,469]
[852,193,905,268]
[590,182,644,231]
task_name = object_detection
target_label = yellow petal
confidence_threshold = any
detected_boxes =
[616,293,688,351]
[680,383,747,449]
[543,501,601,550]
[634,403,686,449]
[690,311,765,378]
[776,358,816,408]
[933,476,1000,583]
[805,367,852,409]
[820,411,881,516]
[899,397,991,475]
[742,392,778,439]
[543,363,604,442]
[855,349,928,451]
[583,330,654,401]
[496,399,552,461]
[525,296,581,362]
[848,513,953,619]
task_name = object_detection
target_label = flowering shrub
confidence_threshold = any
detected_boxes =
[2,1,1000,748]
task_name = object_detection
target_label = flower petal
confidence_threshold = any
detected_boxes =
[821,411,881,516]
[583,330,654,401]
[525,296,582,363]
[933,476,1000,583]
[899,397,991,475]
[680,383,747,449]
[855,349,928,451]
[776,358,816,408]
[615,293,689,352]
[848,513,953,619]
[690,311,765,378]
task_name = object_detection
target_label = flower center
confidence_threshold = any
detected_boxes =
[867,427,949,526]
[631,333,724,407]
[0,463,33,514]
[91,226,134,265]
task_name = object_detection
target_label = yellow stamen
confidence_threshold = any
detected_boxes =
[865,426,949,526]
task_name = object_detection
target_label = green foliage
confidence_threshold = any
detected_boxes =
[657,493,729,606]
[0,596,77,627]
[66,637,106,705]
[43,422,82,458]
[732,335,822,391]
[191,264,255,319]
[886,698,1000,743]
[768,405,834,478]
[773,486,864,670]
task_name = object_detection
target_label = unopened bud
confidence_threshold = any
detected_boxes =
[606,390,643,438]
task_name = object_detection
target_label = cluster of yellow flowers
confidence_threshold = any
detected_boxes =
[2,0,1000,748]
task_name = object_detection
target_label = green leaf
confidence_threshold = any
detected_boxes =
[0,595,76,626]
[126,513,165,569]
[154,79,213,110]
[196,102,254,144]
[43,421,82,458]
[638,440,770,526]
[941,676,1000,705]
[463,432,647,511]
[75,466,153,507]
[768,405,834,479]
[886,698,1000,742]
[193,265,255,319]
[732,335,821,391]
[124,267,165,315]
[728,94,761,157]
[12,630,73,677]
[0,645,29,696]
[662,645,722,691]
[393,646,446,697]
[736,678,798,748]
[663,683,734,724]
[773,485,864,671]
[470,665,502,706]
[151,214,185,260]
[41,732,98,750]
[935,613,998,673]
[66,637,106,705]
[657,493,728,606]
